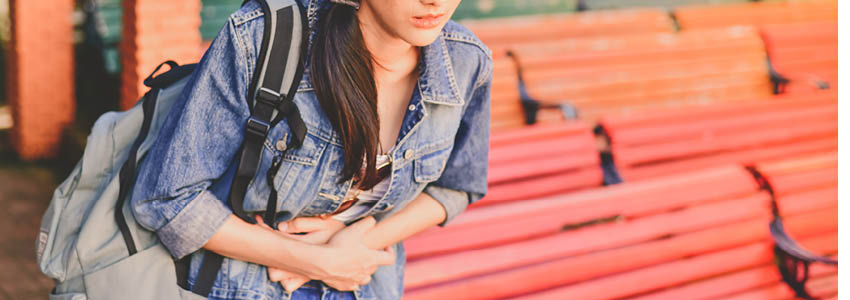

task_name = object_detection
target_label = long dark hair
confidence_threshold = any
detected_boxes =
[310,3,381,187]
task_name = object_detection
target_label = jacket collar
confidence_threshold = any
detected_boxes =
[418,33,465,106]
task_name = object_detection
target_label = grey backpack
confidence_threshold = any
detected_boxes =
[36,0,307,298]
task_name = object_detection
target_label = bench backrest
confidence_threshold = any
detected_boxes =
[761,21,838,94]
[598,91,837,181]
[509,26,772,122]
[674,0,837,30]
[464,8,675,55]
[582,0,750,10]
[479,122,603,208]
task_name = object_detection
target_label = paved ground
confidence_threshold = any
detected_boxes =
[0,134,60,299]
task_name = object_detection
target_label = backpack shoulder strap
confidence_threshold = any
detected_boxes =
[192,0,308,296]
[230,0,308,225]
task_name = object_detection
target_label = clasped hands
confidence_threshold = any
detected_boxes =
[254,215,395,292]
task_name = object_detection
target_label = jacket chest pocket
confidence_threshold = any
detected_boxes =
[413,142,453,183]
[244,127,328,214]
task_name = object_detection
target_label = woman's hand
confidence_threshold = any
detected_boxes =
[255,216,345,292]
[314,216,396,291]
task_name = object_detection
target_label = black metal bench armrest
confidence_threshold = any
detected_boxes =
[770,218,837,265]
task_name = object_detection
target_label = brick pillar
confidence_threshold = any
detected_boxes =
[120,0,202,109]
[7,0,75,160]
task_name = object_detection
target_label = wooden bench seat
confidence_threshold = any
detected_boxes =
[508,26,773,122]
[721,272,837,300]
[626,154,839,300]
[598,91,837,181]
[402,161,836,299]
[404,165,759,259]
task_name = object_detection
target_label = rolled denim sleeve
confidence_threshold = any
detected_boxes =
[425,62,492,227]
[130,18,252,259]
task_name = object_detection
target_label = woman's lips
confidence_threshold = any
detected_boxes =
[411,13,445,29]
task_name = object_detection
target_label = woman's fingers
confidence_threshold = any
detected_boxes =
[339,216,376,237]
[283,231,333,245]
[373,246,396,266]
[268,267,299,282]
[358,274,372,286]
[283,277,310,292]
[325,279,361,292]
[268,266,310,292]
[285,217,343,233]
[255,215,273,230]
[268,268,287,282]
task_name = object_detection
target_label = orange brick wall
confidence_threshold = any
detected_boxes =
[120,0,203,109]
[7,0,75,160]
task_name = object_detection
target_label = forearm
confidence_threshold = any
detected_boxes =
[362,192,447,250]
[204,215,327,277]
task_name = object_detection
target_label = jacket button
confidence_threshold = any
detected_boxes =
[275,140,287,151]
[408,104,416,111]
[403,149,414,160]
[383,204,395,211]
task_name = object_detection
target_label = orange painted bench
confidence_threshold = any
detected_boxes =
[597,91,837,181]
[760,21,837,95]
[478,8,676,131]
[508,26,773,122]
[477,122,602,209]
[489,55,524,131]
[674,0,837,30]
[398,3,839,299]
[624,152,839,300]
[403,121,603,259]
[401,160,837,299]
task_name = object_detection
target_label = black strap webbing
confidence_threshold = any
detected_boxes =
[116,62,202,293]
[175,255,192,291]
[229,1,305,224]
[191,250,225,296]
[194,0,307,296]
[114,89,156,256]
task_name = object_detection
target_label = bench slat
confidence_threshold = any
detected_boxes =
[630,263,836,300]
[473,168,604,208]
[405,192,772,288]
[620,137,836,181]
[509,231,836,300]
[722,272,836,300]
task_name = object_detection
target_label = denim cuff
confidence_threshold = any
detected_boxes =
[157,190,233,259]
[424,185,471,227]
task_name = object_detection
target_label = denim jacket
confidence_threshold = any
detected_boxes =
[130,0,492,299]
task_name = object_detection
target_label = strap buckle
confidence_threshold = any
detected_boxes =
[256,87,283,108]
[246,117,271,137]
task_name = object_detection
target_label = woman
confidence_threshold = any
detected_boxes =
[131,0,492,299]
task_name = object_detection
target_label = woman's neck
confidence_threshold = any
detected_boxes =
[356,7,419,83]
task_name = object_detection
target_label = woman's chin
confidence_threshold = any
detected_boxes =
[404,30,445,47]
